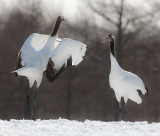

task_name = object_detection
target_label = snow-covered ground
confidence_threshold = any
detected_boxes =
[0,119,160,136]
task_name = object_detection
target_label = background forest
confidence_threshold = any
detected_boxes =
[0,0,160,122]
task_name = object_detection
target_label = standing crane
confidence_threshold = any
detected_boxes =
[12,16,87,120]
[106,34,148,121]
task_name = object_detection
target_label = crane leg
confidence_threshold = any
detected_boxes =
[118,102,122,121]
[24,88,31,119]
[33,88,38,120]
[124,103,127,121]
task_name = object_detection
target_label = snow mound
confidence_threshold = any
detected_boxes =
[0,119,160,136]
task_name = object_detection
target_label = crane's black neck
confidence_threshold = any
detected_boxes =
[51,19,62,37]
[109,40,115,57]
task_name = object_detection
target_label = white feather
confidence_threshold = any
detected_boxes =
[109,53,147,104]
[19,33,58,66]
[12,34,86,88]
[12,33,58,88]
[50,38,86,70]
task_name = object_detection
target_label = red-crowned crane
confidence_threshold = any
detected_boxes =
[106,34,148,121]
[12,16,87,120]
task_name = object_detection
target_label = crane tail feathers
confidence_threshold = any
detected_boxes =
[137,87,148,97]
[137,89,142,96]
[145,86,149,96]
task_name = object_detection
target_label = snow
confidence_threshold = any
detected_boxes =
[0,119,160,136]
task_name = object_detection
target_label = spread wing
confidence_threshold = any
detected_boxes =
[15,33,49,70]
[46,38,87,82]
[14,33,61,76]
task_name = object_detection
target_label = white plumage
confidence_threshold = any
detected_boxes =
[50,38,86,69]
[12,16,87,120]
[12,34,86,88]
[107,34,148,120]
[13,33,58,87]
[109,54,147,104]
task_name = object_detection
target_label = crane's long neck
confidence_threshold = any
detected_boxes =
[109,40,122,73]
[51,19,62,37]
[110,40,115,57]
[46,19,61,51]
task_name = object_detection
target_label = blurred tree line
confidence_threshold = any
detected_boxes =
[0,0,160,122]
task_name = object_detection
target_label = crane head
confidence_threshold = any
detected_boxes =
[106,34,115,42]
[57,16,68,23]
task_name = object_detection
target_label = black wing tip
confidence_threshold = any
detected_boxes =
[14,72,19,77]
[67,56,72,67]
[46,57,72,83]
[46,66,65,83]
[46,60,66,83]
[14,52,23,77]
[145,87,149,96]
[45,59,56,82]
[46,71,58,83]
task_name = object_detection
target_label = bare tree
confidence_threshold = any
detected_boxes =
[88,0,160,63]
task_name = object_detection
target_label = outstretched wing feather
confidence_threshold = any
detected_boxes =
[46,38,86,82]
[46,56,72,83]
[14,33,61,77]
